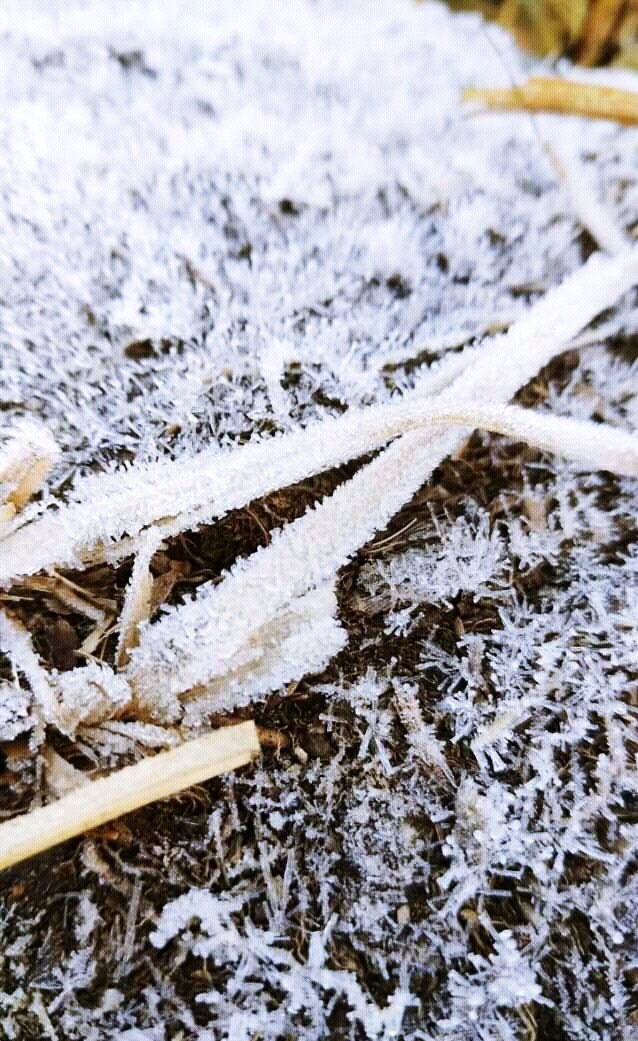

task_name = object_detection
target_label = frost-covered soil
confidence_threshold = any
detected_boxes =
[1,1,638,1039]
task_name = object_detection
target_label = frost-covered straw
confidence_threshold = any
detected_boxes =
[1,295,636,587]
[0,346,476,583]
[127,249,638,714]
[0,421,59,532]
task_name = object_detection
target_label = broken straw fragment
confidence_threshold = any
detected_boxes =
[0,421,59,536]
[0,721,260,871]
[116,532,161,668]
[464,77,638,126]
[0,610,59,736]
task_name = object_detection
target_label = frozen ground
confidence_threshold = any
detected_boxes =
[0,1,637,1039]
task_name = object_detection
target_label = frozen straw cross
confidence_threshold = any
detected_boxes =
[1,247,637,869]
[125,249,638,718]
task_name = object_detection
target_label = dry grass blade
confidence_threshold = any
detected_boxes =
[578,0,627,65]
[464,76,638,125]
[0,721,260,871]
[492,0,589,57]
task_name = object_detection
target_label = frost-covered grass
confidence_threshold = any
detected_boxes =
[0,1,638,1039]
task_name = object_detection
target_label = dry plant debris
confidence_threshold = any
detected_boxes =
[0,722,260,871]
[464,75,638,124]
[448,0,638,67]
[1,2,638,1039]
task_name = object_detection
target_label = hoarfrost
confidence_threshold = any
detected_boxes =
[0,0,637,1039]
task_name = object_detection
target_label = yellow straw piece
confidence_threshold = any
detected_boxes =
[0,721,260,871]
[464,77,638,126]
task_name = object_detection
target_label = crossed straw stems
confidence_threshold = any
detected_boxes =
[1,249,638,721]
[0,248,637,868]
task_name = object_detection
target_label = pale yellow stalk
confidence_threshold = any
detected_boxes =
[0,722,260,871]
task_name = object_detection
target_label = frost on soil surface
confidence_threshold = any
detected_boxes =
[1,1,638,1039]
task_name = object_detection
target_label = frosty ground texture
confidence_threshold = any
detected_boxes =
[0,1,637,1039]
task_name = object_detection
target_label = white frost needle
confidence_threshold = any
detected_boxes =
[127,249,638,714]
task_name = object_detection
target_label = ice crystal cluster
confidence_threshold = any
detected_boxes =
[0,1,637,1039]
